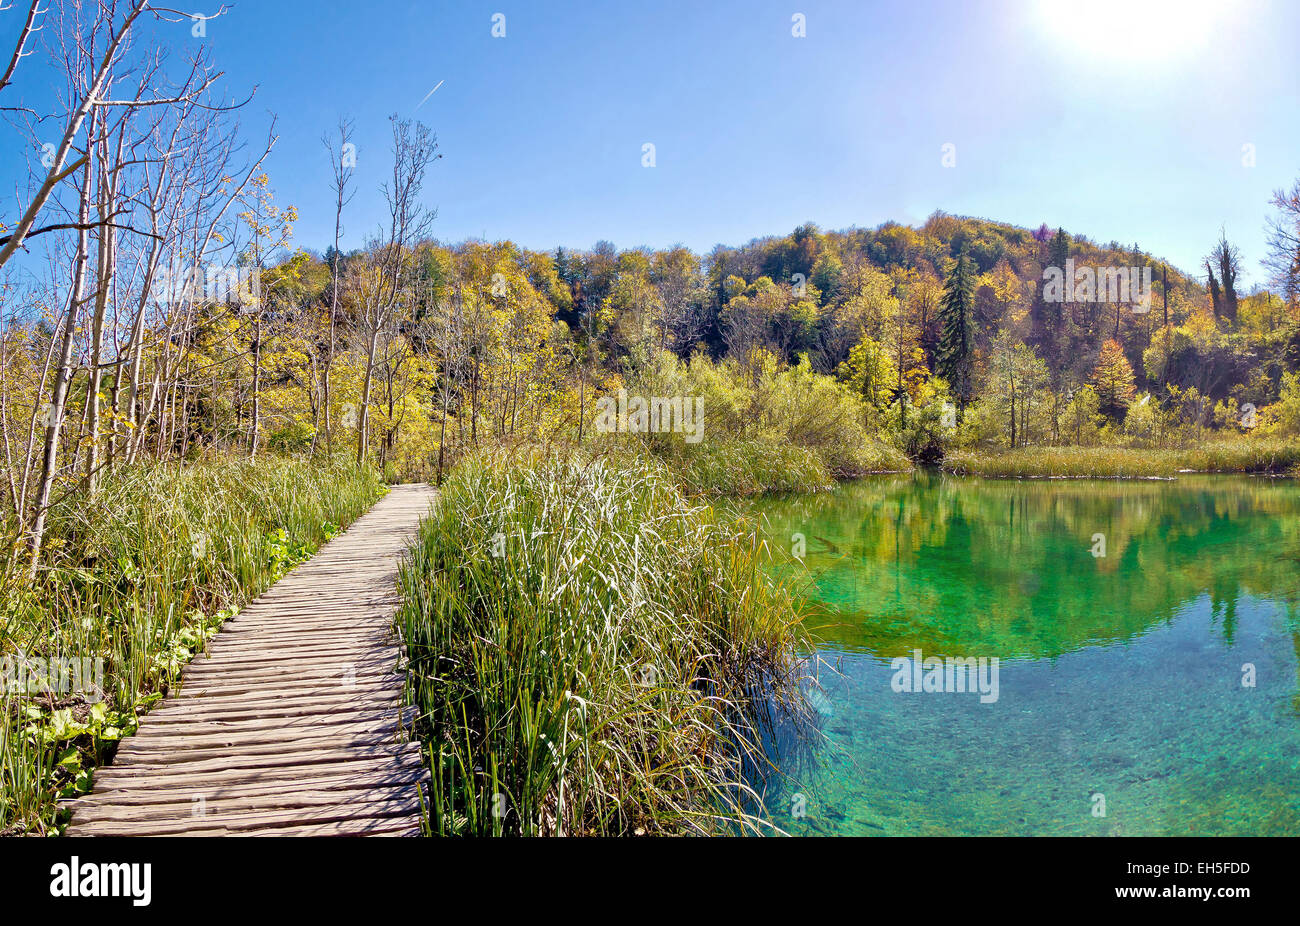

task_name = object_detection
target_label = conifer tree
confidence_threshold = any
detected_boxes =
[1047,227,1070,273]
[937,248,976,417]
[1032,227,1070,352]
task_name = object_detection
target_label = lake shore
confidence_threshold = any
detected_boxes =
[940,442,1300,479]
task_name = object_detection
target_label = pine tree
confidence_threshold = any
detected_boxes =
[1032,228,1070,350]
[1048,227,1070,273]
[1045,227,1070,329]
[553,247,573,285]
[1036,227,1073,395]
[937,248,976,417]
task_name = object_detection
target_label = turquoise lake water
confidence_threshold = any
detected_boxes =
[740,473,1300,835]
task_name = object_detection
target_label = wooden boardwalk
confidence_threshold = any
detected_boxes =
[66,483,438,836]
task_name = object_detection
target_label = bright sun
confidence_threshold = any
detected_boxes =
[1036,0,1220,64]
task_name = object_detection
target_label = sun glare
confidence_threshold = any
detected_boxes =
[1036,0,1220,64]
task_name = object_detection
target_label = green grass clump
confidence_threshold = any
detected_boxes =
[943,440,1300,479]
[397,451,810,835]
[0,457,385,834]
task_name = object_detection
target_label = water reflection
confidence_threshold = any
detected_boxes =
[740,472,1300,659]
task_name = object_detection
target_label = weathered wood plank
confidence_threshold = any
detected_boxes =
[243,817,422,837]
[120,713,415,750]
[94,743,423,779]
[71,795,424,836]
[140,691,402,724]
[71,785,426,823]
[86,753,426,795]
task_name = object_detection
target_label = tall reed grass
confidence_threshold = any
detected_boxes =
[0,458,385,834]
[943,441,1300,479]
[651,438,911,497]
[661,440,835,496]
[396,451,811,835]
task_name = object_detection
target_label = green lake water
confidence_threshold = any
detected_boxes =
[740,473,1300,836]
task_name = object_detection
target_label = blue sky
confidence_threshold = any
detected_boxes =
[4,0,1298,283]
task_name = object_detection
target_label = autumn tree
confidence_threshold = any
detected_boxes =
[1265,178,1300,308]
[650,246,706,355]
[1091,339,1137,417]
[1063,385,1104,446]
[838,334,893,425]
[237,175,297,459]
[355,116,439,466]
[985,331,1048,448]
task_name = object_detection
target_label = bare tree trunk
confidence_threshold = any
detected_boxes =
[85,121,123,496]
[577,365,585,444]
[436,378,449,484]
[0,321,21,519]
[357,327,379,465]
[322,118,354,460]
[29,156,94,577]
[249,314,262,459]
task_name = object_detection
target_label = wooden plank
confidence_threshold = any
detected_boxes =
[141,691,402,724]
[121,711,416,747]
[176,655,398,683]
[205,630,393,647]
[85,753,426,795]
[95,743,423,779]
[243,817,422,837]
[70,784,426,823]
[178,652,398,674]
[67,484,437,837]
[71,794,423,836]
[174,677,404,700]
